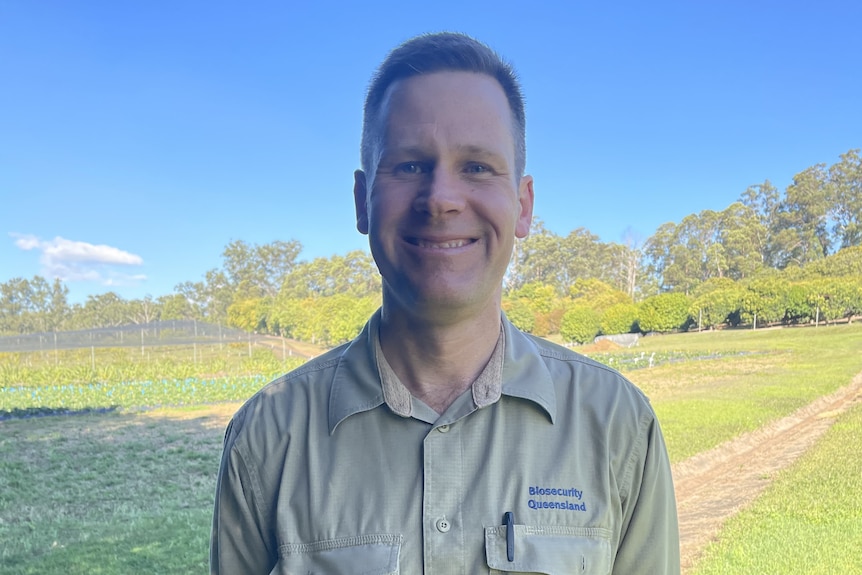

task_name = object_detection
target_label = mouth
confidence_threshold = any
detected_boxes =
[406,237,477,249]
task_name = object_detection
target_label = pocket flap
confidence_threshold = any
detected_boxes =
[278,533,402,575]
[485,525,611,574]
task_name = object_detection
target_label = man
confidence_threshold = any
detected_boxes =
[211,32,680,574]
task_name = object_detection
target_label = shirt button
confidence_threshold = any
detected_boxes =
[436,517,451,533]
[437,424,450,433]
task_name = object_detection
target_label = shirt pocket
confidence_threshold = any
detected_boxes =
[485,525,612,574]
[275,533,402,575]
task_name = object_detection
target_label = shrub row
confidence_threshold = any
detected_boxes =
[512,277,862,344]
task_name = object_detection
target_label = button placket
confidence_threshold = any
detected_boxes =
[423,421,463,574]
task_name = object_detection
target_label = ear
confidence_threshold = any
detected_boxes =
[354,170,369,235]
[515,175,534,239]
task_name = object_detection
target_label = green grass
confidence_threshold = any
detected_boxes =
[690,400,862,574]
[609,323,862,461]
[0,345,306,418]
[1,323,861,573]
[0,406,230,574]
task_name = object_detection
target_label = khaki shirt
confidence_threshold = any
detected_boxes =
[211,311,680,574]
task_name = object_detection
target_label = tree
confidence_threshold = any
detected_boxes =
[560,306,601,344]
[227,297,270,332]
[173,268,235,324]
[0,276,70,334]
[221,239,303,298]
[805,277,862,325]
[510,219,610,294]
[281,251,381,298]
[828,149,862,249]
[507,281,558,315]
[71,292,130,329]
[568,278,631,312]
[502,298,535,333]
[47,278,70,332]
[128,295,160,324]
[739,276,788,328]
[510,219,561,290]
[739,179,780,267]
[0,277,32,333]
[503,281,567,337]
[157,293,196,321]
[600,303,639,335]
[802,246,862,278]
[783,283,815,324]
[689,278,742,329]
[607,228,646,299]
[644,211,727,294]
[318,294,380,345]
[271,296,313,340]
[771,165,831,268]
[718,202,766,280]
[638,293,692,333]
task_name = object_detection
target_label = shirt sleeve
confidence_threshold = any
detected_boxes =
[210,415,278,575]
[613,412,681,574]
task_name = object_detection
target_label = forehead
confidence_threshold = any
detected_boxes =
[376,71,515,151]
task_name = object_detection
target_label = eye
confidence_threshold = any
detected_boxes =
[464,163,491,174]
[396,162,428,174]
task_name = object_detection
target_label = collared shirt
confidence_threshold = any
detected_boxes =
[211,311,680,574]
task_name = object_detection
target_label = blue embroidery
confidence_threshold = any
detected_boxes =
[527,485,587,512]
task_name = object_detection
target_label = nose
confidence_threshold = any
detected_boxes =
[413,168,466,217]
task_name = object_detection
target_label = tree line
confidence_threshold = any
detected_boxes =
[2,149,860,346]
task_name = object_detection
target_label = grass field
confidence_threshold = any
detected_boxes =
[0,405,230,574]
[691,400,862,574]
[1,323,861,573]
[625,323,862,461]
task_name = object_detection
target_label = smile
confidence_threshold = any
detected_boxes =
[407,238,476,249]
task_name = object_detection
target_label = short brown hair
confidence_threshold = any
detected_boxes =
[361,32,527,178]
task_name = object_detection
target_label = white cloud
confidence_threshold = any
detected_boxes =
[11,233,147,286]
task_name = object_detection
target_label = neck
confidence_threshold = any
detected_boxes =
[378,299,502,414]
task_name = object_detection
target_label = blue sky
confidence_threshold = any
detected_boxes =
[2,0,860,303]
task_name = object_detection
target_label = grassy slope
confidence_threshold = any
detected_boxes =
[623,323,862,461]
[691,400,862,574]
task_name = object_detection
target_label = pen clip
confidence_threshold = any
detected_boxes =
[503,511,515,562]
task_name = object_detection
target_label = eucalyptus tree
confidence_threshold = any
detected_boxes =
[69,292,130,329]
[510,219,611,295]
[718,202,767,280]
[157,292,197,321]
[739,179,780,267]
[644,211,725,294]
[280,250,381,298]
[771,164,831,268]
[0,275,69,334]
[221,239,303,298]
[828,149,862,249]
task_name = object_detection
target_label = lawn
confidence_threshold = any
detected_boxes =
[0,404,235,574]
[610,323,862,461]
[1,323,861,573]
[690,400,862,574]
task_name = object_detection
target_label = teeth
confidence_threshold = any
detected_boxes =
[415,239,470,249]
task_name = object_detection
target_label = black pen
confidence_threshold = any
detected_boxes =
[503,511,515,561]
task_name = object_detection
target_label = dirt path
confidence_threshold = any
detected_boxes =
[672,371,862,573]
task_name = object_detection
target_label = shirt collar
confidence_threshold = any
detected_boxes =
[328,310,556,433]
[499,316,557,423]
[374,318,505,418]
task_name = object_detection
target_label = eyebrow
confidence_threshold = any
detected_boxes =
[379,143,508,162]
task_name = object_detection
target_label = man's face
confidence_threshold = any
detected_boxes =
[354,71,534,319]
